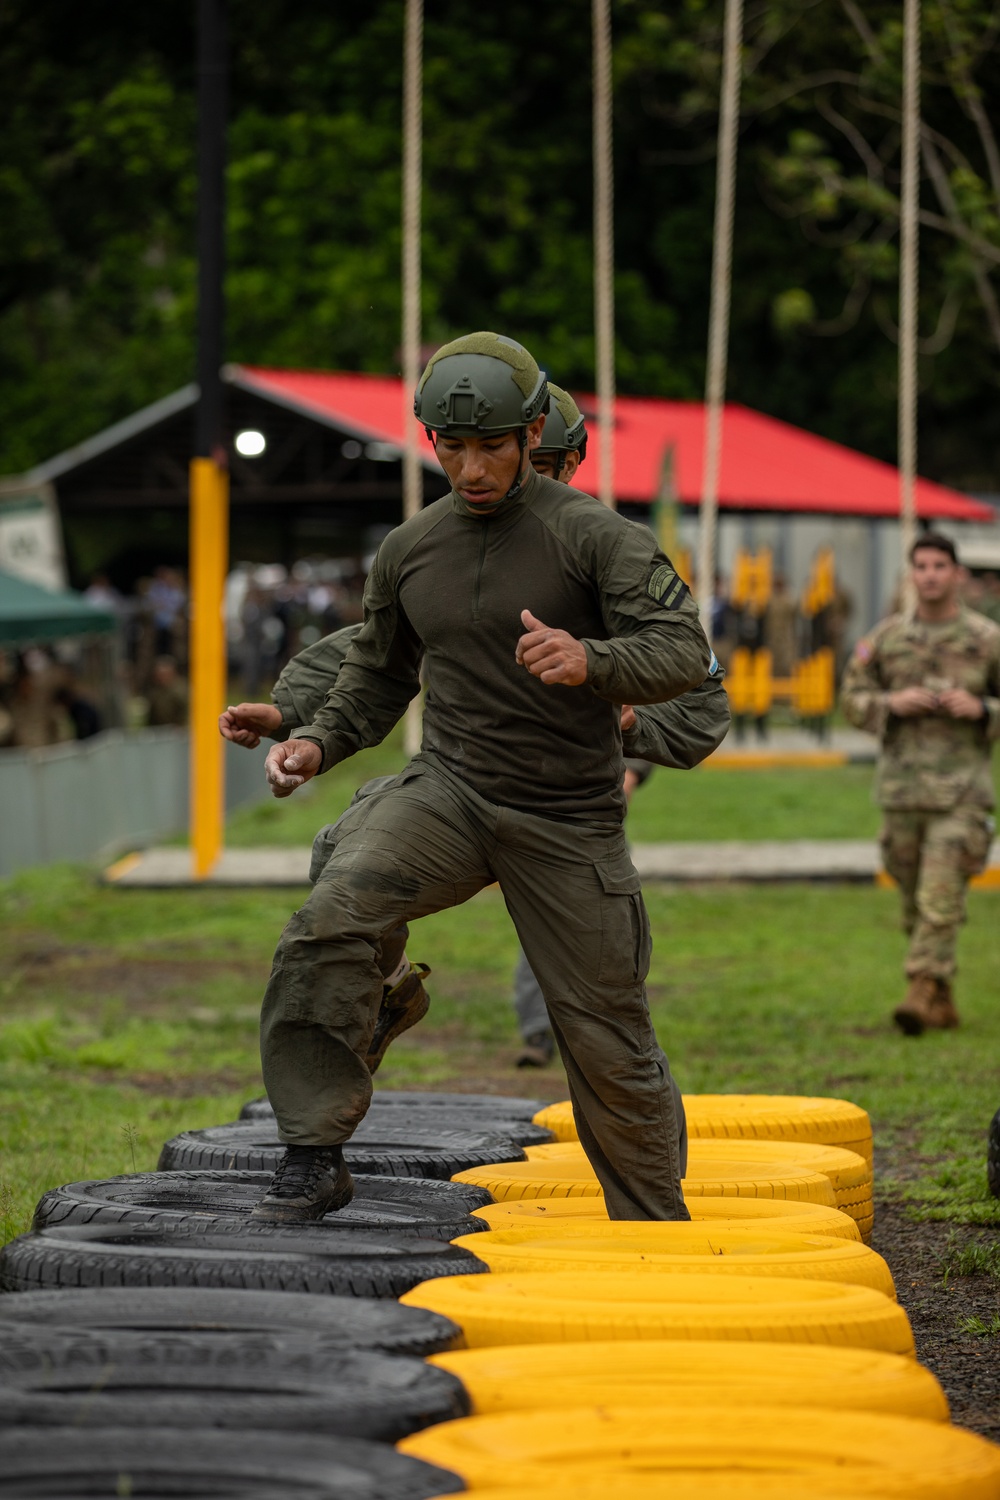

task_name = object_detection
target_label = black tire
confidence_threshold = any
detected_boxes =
[241,1090,545,1122]
[989,1106,1000,1198]
[0,1287,459,1353]
[34,1172,493,1239]
[0,1332,468,1440]
[0,1223,489,1298]
[0,1426,462,1498]
[220,1104,551,1146]
[158,1123,525,1178]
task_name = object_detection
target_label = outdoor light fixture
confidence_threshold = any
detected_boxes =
[235,429,266,457]
[341,439,363,459]
[365,441,400,462]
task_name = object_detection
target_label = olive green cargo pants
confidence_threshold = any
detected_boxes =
[261,754,689,1220]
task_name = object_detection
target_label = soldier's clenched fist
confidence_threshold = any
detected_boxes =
[515,609,588,686]
[264,738,322,798]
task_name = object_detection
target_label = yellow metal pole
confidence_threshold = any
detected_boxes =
[189,456,228,879]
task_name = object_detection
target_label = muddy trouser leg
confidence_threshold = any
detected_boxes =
[492,806,688,1221]
[309,777,410,982]
[904,805,992,980]
[261,762,491,1145]
[512,948,551,1041]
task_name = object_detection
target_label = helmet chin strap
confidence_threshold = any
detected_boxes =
[426,428,532,505]
[502,429,531,501]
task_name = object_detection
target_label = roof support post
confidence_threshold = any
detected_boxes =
[189,0,228,880]
[696,0,743,640]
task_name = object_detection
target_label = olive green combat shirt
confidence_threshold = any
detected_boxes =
[273,626,728,773]
[841,606,1000,811]
[289,468,712,823]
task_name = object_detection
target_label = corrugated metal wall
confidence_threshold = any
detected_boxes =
[0,729,268,879]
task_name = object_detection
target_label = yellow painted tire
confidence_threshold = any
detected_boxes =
[472,1193,861,1240]
[686,1093,874,1164]
[531,1100,579,1142]
[523,1140,871,1235]
[688,1138,874,1237]
[402,1406,1000,1498]
[534,1094,874,1164]
[454,1155,837,1209]
[429,1338,949,1422]
[527,1137,870,1197]
[419,1483,975,1500]
[450,1224,895,1297]
[400,1269,914,1354]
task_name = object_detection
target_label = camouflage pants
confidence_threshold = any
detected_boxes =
[261,753,689,1220]
[880,805,993,979]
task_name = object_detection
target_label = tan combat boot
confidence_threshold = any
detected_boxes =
[893,974,939,1036]
[930,977,960,1029]
[366,962,431,1074]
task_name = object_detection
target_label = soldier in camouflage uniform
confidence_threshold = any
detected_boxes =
[842,533,1000,1034]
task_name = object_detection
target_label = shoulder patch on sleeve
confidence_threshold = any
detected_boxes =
[647,564,690,610]
[853,638,873,663]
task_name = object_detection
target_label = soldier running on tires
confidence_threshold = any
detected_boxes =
[240,332,712,1225]
[221,382,729,1079]
[841,532,1000,1035]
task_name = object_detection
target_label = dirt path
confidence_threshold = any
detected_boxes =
[871,1198,999,1439]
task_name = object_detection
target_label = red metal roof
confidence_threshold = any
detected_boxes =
[234,365,994,522]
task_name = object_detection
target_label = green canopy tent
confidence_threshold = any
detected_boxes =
[0,569,115,645]
[0,569,123,737]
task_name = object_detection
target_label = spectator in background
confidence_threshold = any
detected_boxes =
[146,567,187,658]
[84,572,125,616]
[146,656,188,727]
[764,572,798,679]
[53,677,102,740]
[8,653,63,749]
[966,571,1000,627]
[710,574,735,667]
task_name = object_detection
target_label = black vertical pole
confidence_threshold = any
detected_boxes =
[196,0,227,459]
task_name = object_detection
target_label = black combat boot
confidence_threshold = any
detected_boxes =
[366,962,431,1073]
[249,1145,354,1224]
[515,1030,555,1068]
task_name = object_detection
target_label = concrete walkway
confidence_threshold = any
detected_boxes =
[704,727,876,767]
[105,838,1000,888]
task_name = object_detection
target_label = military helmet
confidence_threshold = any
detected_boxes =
[535,383,588,462]
[414,332,549,437]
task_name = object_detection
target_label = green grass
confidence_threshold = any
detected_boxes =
[223,728,887,846]
[2,818,999,1242]
[957,1313,1000,1337]
[941,1238,1000,1282]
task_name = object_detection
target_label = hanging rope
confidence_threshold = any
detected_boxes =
[593,0,616,509]
[696,0,744,640]
[898,0,921,578]
[402,0,423,755]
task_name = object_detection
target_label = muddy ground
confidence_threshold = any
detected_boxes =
[871,1197,999,1439]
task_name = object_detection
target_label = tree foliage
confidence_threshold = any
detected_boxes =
[0,0,997,487]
